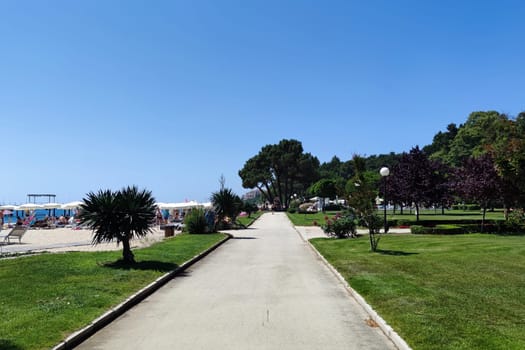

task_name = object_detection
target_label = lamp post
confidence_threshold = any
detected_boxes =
[380,167,390,233]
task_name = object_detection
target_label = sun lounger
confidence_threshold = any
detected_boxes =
[0,226,28,244]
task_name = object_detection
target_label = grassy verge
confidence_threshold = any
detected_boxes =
[236,211,263,227]
[0,233,226,350]
[286,211,341,226]
[288,209,506,227]
[310,234,525,349]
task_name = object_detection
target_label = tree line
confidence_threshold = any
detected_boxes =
[238,110,525,221]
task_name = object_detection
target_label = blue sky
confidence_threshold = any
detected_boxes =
[1,0,524,204]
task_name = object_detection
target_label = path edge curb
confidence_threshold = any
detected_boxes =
[294,227,412,350]
[52,233,232,350]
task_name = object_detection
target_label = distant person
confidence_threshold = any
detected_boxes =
[16,216,23,226]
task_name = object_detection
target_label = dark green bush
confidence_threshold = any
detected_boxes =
[184,208,209,234]
[288,199,301,210]
[287,208,297,214]
[411,224,465,234]
[397,219,411,227]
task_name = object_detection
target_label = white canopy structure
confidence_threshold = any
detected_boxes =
[42,202,62,209]
[61,201,83,209]
[18,203,44,210]
[159,201,207,210]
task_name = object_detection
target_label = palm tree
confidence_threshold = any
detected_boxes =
[78,186,156,264]
[211,188,242,228]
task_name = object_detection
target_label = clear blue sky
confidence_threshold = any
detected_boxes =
[1,0,524,204]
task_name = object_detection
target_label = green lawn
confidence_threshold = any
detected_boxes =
[0,233,226,350]
[236,210,263,227]
[286,211,341,226]
[288,209,506,227]
[310,234,525,349]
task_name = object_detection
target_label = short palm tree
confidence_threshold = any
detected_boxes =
[78,186,156,264]
[211,188,242,228]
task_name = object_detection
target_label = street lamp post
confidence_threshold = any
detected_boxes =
[380,167,390,233]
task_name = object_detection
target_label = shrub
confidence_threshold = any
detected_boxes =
[288,199,301,210]
[411,224,465,234]
[287,208,297,213]
[184,208,209,234]
[507,209,525,229]
[411,225,434,234]
[321,215,357,238]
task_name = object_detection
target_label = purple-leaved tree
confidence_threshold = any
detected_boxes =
[455,154,502,230]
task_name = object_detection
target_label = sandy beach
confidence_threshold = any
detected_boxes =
[0,226,168,254]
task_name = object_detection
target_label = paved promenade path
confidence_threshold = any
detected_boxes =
[77,212,396,349]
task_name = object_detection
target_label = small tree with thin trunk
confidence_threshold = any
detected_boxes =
[78,186,156,264]
[346,155,382,251]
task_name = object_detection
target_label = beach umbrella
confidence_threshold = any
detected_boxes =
[43,202,62,216]
[19,203,44,210]
[2,210,12,215]
[61,201,83,209]
[0,205,17,210]
[43,203,62,209]
[61,201,83,217]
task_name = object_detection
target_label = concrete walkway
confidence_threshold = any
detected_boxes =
[76,213,397,349]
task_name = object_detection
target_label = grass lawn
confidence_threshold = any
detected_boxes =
[236,210,263,227]
[310,234,525,349]
[288,209,506,227]
[286,211,341,226]
[0,233,226,350]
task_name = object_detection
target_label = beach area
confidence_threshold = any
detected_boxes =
[0,226,167,254]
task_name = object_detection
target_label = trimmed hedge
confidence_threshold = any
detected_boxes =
[411,224,465,235]
[410,223,525,235]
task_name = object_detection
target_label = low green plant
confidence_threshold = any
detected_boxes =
[184,208,209,233]
[507,209,525,230]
